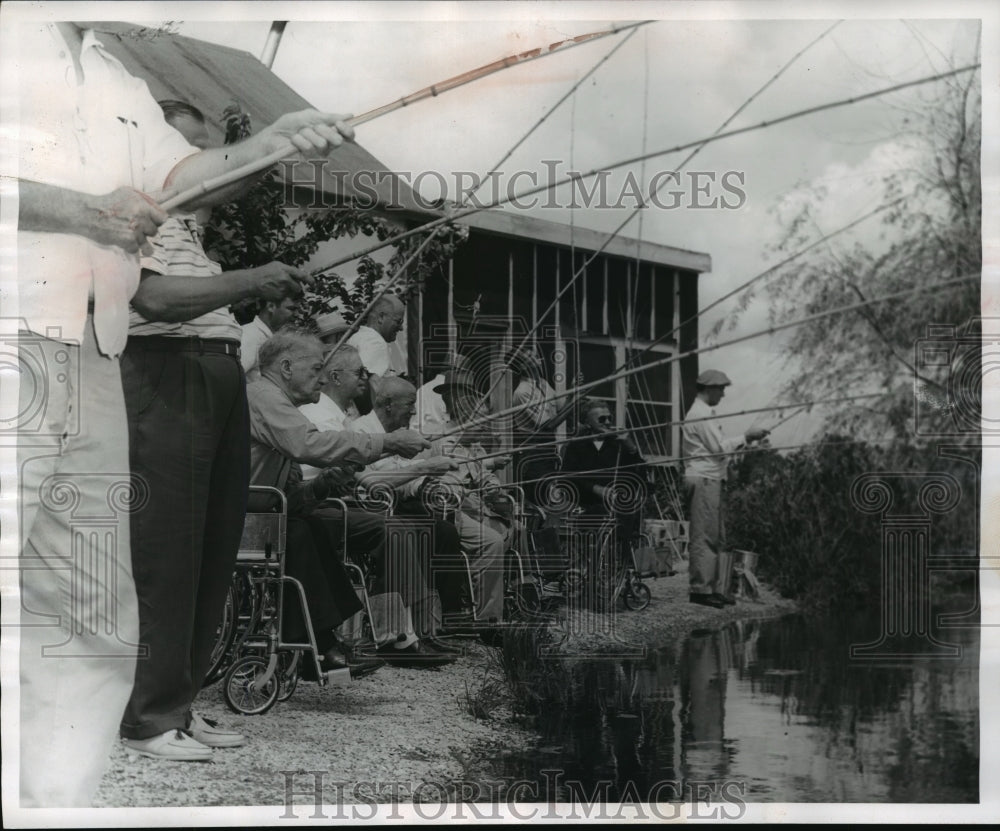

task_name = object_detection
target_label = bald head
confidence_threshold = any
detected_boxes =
[373,376,417,432]
[366,294,406,342]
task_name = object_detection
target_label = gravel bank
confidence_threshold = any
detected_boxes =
[94,566,794,809]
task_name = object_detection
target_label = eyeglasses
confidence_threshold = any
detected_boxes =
[339,367,371,379]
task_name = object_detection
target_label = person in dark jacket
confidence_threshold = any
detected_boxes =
[560,399,648,554]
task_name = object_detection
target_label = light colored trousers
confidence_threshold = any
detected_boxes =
[13,323,140,807]
[455,513,508,624]
[684,475,733,597]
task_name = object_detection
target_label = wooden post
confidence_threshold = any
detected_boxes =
[671,268,682,459]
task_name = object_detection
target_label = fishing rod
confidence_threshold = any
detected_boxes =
[453,428,916,498]
[303,63,979,278]
[318,25,644,367]
[319,222,448,369]
[456,432,898,497]
[471,17,846,413]
[160,21,652,212]
[431,272,977,439]
[443,392,884,464]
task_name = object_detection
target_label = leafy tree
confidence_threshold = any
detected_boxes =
[201,103,467,327]
[718,61,981,443]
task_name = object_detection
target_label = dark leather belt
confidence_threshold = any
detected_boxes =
[127,335,241,357]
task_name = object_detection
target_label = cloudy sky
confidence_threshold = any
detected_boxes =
[20,1,990,447]
[171,6,984,447]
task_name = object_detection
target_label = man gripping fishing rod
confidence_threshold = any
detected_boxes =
[12,20,356,806]
[683,370,769,609]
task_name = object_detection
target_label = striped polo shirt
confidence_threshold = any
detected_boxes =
[129,213,241,340]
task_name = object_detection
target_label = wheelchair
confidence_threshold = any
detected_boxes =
[563,513,651,612]
[204,487,385,715]
[415,480,540,628]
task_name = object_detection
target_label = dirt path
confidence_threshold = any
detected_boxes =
[94,567,795,809]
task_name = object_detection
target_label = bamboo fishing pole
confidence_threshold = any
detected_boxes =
[316,23,648,367]
[443,392,885,464]
[431,273,978,440]
[303,63,980,279]
[458,432,905,496]
[160,21,652,213]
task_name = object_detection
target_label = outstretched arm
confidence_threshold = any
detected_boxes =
[163,110,355,209]
[132,262,311,323]
[18,182,169,256]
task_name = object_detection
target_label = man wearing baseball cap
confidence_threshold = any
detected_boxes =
[682,370,768,608]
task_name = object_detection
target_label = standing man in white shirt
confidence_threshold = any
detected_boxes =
[241,295,299,382]
[682,370,769,609]
[9,19,356,806]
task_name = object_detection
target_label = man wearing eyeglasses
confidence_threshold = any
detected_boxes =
[561,399,647,524]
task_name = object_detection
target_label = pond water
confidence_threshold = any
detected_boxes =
[497,603,979,803]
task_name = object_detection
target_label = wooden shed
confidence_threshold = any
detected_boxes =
[413,209,711,462]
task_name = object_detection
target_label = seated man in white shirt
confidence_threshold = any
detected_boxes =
[300,344,366,437]
[354,378,508,632]
[296,343,454,663]
[412,367,449,437]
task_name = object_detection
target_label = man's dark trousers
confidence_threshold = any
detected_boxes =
[119,341,249,740]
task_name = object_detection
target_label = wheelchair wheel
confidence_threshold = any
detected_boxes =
[277,651,301,702]
[223,655,280,715]
[203,582,238,688]
[623,579,651,611]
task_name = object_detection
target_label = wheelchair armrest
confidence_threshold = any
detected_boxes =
[246,485,287,514]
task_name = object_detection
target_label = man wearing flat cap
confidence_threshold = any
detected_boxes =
[682,370,768,609]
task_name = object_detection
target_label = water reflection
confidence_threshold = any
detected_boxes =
[502,606,978,803]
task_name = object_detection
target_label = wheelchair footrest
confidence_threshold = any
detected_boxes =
[322,667,353,687]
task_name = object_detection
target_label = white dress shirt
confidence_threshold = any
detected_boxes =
[352,410,426,499]
[347,325,390,376]
[12,24,197,355]
[298,393,351,482]
[682,397,744,480]
[240,316,272,381]
[411,374,449,436]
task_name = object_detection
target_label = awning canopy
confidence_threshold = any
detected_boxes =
[95,22,432,218]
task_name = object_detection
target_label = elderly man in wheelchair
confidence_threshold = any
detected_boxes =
[557,399,652,611]
[351,375,512,644]
[245,329,457,677]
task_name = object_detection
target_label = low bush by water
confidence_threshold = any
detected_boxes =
[725,435,978,609]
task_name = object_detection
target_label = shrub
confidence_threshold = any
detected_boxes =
[726,435,978,609]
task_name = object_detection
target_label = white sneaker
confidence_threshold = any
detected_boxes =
[124,729,212,761]
[189,711,246,748]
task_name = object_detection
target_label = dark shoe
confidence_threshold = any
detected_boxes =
[316,648,384,680]
[437,623,482,638]
[689,593,726,609]
[712,593,736,606]
[378,640,456,668]
[423,636,464,655]
[346,655,385,679]
[343,643,380,662]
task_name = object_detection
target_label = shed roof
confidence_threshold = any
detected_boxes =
[461,209,712,274]
[93,22,430,217]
